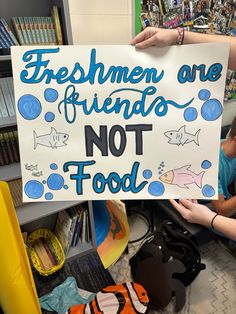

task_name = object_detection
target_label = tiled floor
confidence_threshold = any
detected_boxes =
[108,211,236,314]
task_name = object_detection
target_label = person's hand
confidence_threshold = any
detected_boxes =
[130,27,178,49]
[169,199,216,227]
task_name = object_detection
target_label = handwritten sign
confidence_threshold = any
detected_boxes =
[11,43,229,202]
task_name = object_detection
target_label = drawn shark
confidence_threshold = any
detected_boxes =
[164,125,200,146]
[159,165,205,189]
[33,127,69,149]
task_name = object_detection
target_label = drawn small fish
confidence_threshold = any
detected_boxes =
[33,127,69,149]
[25,163,38,171]
[32,171,43,177]
[164,125,200,146]
[67,282,149,314]
[159,165,205,189]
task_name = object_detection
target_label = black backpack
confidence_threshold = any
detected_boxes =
[129,220,206,311]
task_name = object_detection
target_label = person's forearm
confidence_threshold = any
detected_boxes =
[183,31,236,72]
[209,215,236,241]
[211,195,236,217]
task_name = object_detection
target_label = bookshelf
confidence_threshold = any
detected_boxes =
[0,0,97,265]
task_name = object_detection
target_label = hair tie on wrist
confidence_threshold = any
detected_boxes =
[176,27,184,45]
[211,213,218,230]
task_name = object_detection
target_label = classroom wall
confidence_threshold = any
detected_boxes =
[68,0,133,44]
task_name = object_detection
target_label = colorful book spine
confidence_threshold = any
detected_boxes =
[0,20,14,46]
[5,77,15,114]
[0,133,10,165]
[0,18,19,45]
[33,17,41,44]
[23,17,33,44]
[12,17,25,45]
[0,30,10,48]
[18,16,29,45]
[51,5,63,44]
[46,17,53,44]
[49,17,57,44]
[0,78,15,117]
[41,17,49,44]
[37,16,45,44]
[28,17,37,45]
[0,84,9,117]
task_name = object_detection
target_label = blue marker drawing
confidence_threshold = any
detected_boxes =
[50,163,58,170]
[148,181,165,196]
[24,180,44,199]
[198,89,211,101]
[202,184,215,197]
[44,88,58,102]
[201,99,222,121]
[143,169,152,179]
[47,173,64,190]
[18,94,42,120]
[201,160,212,169]
[184,107,198,122]
[45,192,53,200]
[45,112,55,122]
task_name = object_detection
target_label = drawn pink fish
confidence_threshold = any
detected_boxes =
[159,165,205,189]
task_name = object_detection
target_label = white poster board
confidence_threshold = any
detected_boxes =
[11,43,229,202]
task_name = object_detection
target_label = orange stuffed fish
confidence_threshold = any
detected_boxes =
[66,282,149,314]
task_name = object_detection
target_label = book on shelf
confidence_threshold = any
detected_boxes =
[0,77,16,117]
[51,5,63,45]
[0,18,19,46]
[23,17,33,45]
[0,128,20,166]
[71,205,83,247]
[12,17,25,45]
[8,178,23,208]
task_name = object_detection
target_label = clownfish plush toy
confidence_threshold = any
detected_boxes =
[66,282,149,314]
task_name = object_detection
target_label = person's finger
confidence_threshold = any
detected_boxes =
[130,30,147,45]
[135,36,157,49]
[179,199,195,209]
[169,199,188,216]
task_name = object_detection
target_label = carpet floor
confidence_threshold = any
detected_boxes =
[108,216,236,314]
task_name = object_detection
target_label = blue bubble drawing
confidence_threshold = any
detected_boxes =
[201,160,212,169]
[24,180,44,199]
[47,173,64,190]
[44,88,58,102]
[50,163,58,170]
[45,192,53,200]
[148,181,165,196]
[45,112,55,122]
[143,169,152,179]
[184,107,198,122]
[64,185,68,190]
[18,94,42,120]
[202,184,215,197]
[201,98,222,121]
[198,89,211,101]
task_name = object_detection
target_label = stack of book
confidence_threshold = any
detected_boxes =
[12,16,58,46]
[33,237,58,271]
[54,204,91,256]
[0,77,16,118]
[8,178,23,208]
[0,128,20,166]
[0,18,19,49]
[0,5,63,50]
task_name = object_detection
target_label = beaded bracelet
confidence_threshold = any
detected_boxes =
[176,27,184,45]
[211,213,218,230]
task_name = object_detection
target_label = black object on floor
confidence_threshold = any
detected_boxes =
[33,250,115,314]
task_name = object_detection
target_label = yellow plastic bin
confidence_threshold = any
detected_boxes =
[0,181,41,314]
